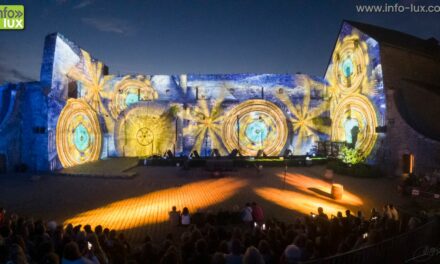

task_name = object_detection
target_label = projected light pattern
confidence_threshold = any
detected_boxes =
[325,23,386,161]
[64,178,247,231]
[329,34,369,97]
[115,103,175,157]
[222,100,288,156]
[67,50,113,115]
[182,93,227,155]
[331,94,378,156]
[255,187,349,216]
[276,76,330,154]
[56,99,102,167]
[109,76,158,119]
[277,172,363,206]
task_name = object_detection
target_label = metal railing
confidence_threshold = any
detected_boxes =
[302,216,439,264]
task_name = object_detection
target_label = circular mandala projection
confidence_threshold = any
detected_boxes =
[56,99,102,168]
[115,103,175,157]
[331,94,378,156]
[332,35,368,95]
[222,100,288,156]
[110,76,158,119]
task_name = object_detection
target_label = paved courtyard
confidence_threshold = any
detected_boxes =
[0,165,407,243]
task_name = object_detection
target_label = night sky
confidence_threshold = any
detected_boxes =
[0,0,439,84]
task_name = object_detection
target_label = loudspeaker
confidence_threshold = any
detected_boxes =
[375,126,387,133]
[283,149,292,158]
[210,149,221,158]
[164,150,174,158]
[256,150,267,158]
[228,149,240,159]
[190,150,200,159]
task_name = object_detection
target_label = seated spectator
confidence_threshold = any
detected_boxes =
[243,246,264,264]
[225,239,243,264]
[281,244,301,264]
[61,241,97,264]
[181,207,191,226]
[169,206,181,227]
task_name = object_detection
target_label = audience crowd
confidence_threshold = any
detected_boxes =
[0,202,427,264]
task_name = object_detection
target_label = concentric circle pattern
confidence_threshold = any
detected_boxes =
[222,100,288,156]
[331,94,378,156]
[115,103,174,157]
[110,76,158,119]
[332,35,368,95]
[56,99,102,167]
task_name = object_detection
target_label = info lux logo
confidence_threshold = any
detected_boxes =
[0,5,24,30]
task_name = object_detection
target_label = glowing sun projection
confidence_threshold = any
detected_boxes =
[276,76,330,155]
[115,103,175,157]
[182,93,227,155]
[222,100,288,156]
[64,178,247,231]
[56,99,102,168]
[331,94,378,156]
[67,50,113,116]
[109,75,159,119]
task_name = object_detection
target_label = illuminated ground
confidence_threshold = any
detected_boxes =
[0,165,407,243]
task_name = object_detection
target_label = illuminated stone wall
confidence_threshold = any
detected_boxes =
[0,22,392,171]
[324,22,386,163]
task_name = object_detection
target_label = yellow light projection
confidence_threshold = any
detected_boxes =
[64,178,247,230]
[109,75,158,119]
[67,50,113,116]
[255,187,349,216]
[331,94,378,156]
[56,99,102,168]
[115,103,175,157]
[329,34,369,96]
[276,76,330,154]
[222,100,288,156]
[182,92,227,155]
[277,172,363,206]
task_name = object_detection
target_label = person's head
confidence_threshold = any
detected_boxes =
[230,239,242,255]
[345,210,351,217]
[83,225,92,234]
[43,252,60,264]
[172,206,177,212]
[9,244,27,264]
[160,245,181,264]
[63,241,81,261]
[243,246,264,264]
[245,202,251,207]
[211,252,225,264]
[318,207,324,214]
[94,225,103,235]
[252,202,257,206]
[182,207,189,215]
[218,240,229,254]
[284,244,301,264]
[195,239,208,254]
[389,204,395,210]
[357,211,363,218]
[258,240,271,254]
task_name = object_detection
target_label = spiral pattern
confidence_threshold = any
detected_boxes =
[56,99,102,168]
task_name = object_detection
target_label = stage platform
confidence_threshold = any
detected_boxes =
[57,157,139,179]
[0,166,411,243]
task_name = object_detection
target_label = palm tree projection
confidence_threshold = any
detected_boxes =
[182,91,227,155]
[68,50,113,117]
[276,76,330,154]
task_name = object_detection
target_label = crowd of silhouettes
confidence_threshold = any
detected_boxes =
[0,203,427,264]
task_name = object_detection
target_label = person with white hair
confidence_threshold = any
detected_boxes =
[281,244,301,264]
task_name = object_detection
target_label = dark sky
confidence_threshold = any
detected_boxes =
[0,0,439,83]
